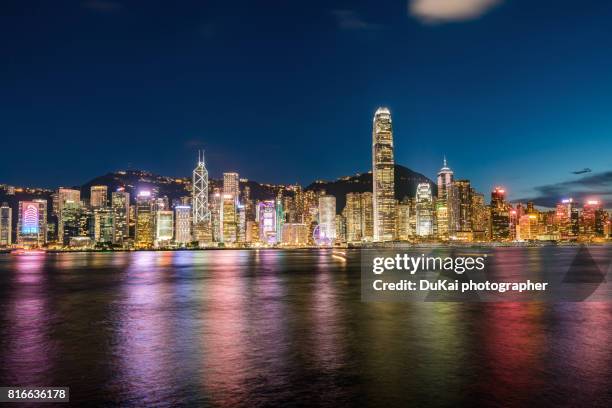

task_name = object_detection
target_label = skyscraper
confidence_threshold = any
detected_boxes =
[92,208,114,244]
[111,189,130,245]
[318,195,336,245]
[436,158,453,239]
[437,157,454,200]
[221,194,237,243]
[490,187,510,240]
[0,203,12,246]
[258,200,277,245]
[174,205,192,245]
[55,187,81,241]
[90,185,108,208]
[192,151,211,243]
[155,210,174,247]
[17,200,47,247]
[415,183,434,237]
[223,172,240,199]
[135,191,154,249]
[372,107,396,241]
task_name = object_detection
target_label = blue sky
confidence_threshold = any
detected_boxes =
[1,0,611,206]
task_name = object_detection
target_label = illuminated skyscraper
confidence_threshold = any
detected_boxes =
[155,210,174,247]
[415,183,434,237]
[135,191,154,249]
[60,201,88,245]
[56,188,81,240]
[258,200,277,244]
[90,185,108,208]
[192,151,211,244]
[111,189,130,245]
[396,198,411,241]
[318,195,336,245]
[92,208,114,244]
[223,172,240,199]
[174,205,192,245]
[436,158,453,238]
[437,157,454,200]
[0,202,12,246]
[372,107,396,241]
[344,193,363,243]
[517,214,539,241]
[449,179,472,234]
[221,194,237,244]
[582,200,605,236]
[17,199,47,247]
[490,187,510,240]
[471,192,488,240]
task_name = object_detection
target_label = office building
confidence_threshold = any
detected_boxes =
[90,185,108,208]
[372,107,396,241]
[174,205,192,245]
[0,203,12,246]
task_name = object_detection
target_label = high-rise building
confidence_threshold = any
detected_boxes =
[281,223,308,246]
[111,189,130,245]
[396,198,412,241]
[318,195,336,245]
[90,185,108,208]
[372,107,396,241]
[60,201,88,245]
[92,208,114,244]
[581,200,605,237]
[490,187,510,241]
[436,157,453,239]
[223,172,240,199]
[343,192,374,243]
[344,193,363,243]
[258,200,277,245]
[135,191,154,249]
[55,188,81,241]
[17,200,47,247]
[210,189,222,242]
[174,205,192,245]
[517,214,538,241]
[221,194,237,244]
[471,192,488,240]
[415,183,434,237]
[192,151,211,243]
[155,210,174,247]
[449,179,472,234]
[0,202,12,246]
[437,157,454,200]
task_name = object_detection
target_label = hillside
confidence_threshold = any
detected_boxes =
[305,164,437,212]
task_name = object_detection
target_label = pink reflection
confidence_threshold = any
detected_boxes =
[201,251,249,406]
[115,251,175,404]
[310,250,344,371]
[482,303,545,406]
[4,254,56,385]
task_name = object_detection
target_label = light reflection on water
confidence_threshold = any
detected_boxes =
[0,249,610,407]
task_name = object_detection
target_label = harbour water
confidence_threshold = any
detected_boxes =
[0,249,611,407]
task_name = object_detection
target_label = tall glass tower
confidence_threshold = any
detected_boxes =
[372,107,396,242]
[192,150,211,225]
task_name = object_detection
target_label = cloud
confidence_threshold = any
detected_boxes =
[517,171,612,208]
[82,1,124,13]
[409,0,502,24]
[331,10,382,30]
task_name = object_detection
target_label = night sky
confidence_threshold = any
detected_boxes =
[2,0,612,206]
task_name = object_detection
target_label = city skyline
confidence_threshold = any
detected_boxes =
[2,0,612,204]
[1,107,610,250]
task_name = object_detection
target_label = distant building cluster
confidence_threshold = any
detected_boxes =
[0,108,610,250]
